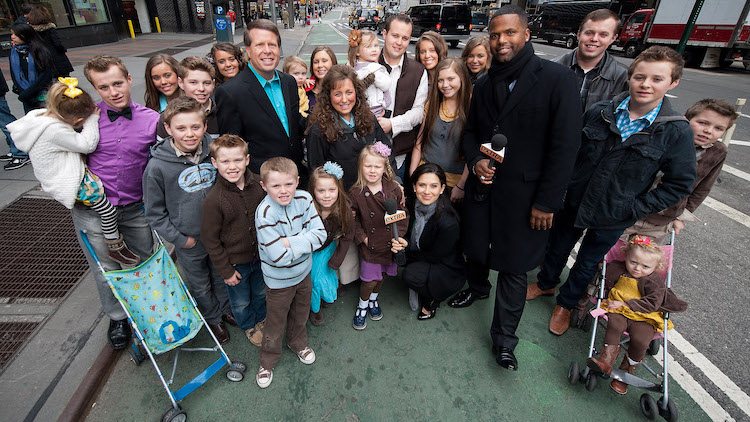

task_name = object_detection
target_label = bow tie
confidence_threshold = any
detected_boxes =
[107,107,132,122]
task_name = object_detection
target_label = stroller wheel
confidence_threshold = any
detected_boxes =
[162,405,187,422]
[230,361,247,373]
[584,373,598,391]
[657,396,678,422]
[640,394,658,420]
[647,339,661,356]
[128,344,145,366]
[567,361,580,385]
[226,368,245,382]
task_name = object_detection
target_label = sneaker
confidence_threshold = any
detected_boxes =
[368,299,383,321]
[0,153,12,161]
[408,289,419,311]
[352,307,367,330]
[309,310,324,326]
[290,345,316,364]
[256,366,273,388]
[4,157,30,170]
[245,327,263,346]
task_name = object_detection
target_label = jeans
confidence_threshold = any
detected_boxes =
[225,261,267,330]
[537,206,624,310]
[72,202,154,321]
[174,239,230,325]
[0,96,25,158]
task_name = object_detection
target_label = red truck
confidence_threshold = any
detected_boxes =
[618,0,750,68]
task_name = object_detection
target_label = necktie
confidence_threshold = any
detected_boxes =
[107,107,132,122]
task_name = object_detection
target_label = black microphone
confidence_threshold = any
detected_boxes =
[474,134,508,202]
[384,198,407,266]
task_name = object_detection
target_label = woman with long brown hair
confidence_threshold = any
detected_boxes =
[208,42,246,86]
[415,31,448,86]
[144,54,181,112]
[27,5,73,77]
[461,36,491,85]
[306,64,394,190]
[306,45,337,110]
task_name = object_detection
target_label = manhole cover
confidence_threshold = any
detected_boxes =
[0,322,40,370]
[0,198,89,300]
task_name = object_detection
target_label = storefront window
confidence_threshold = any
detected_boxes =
[71,0,108,25]
[31,1,73,27]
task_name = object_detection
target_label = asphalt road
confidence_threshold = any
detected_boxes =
[325,9,750,420]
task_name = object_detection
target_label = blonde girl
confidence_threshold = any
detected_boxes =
[587,235,687,395]
[145,54,181,112]
[461,36,491,85]
[283,56,311,118]
[8,78,140,266]
[348,142,408,330]
[307,163,356,325]
[409,58,472,203]
[347,29,391,117]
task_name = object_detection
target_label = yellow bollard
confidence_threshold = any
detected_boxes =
[155,17,162,33]
[127,19,135,38]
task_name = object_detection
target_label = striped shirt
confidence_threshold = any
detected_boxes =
[255,190,327,289]
[615,96,662,141]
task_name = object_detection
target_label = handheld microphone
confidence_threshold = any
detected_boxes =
[384,199,407,266]
[474,134,507,202]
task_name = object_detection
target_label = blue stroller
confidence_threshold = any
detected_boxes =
[81,231,247,422]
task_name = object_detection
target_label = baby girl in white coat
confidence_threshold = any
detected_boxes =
[348,29,391,118]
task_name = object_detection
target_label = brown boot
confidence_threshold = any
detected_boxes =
[310,310,324,326]
[549,305,571,335]
[586,344,621,377]
[526,283,555,301]
[106,235,140,266]
[611,355,640,395]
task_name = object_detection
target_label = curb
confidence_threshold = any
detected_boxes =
[294,24,314,57]
[57,346,121,422]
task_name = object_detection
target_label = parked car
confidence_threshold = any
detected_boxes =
[407,3,471,48]
[354,8,380,30]
[471,11,488,32]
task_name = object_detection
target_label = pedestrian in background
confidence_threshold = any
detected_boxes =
[0,68,27,170]
[9,23,54,114]
[27,5,73,77]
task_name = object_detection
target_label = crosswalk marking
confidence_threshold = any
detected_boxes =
[722,164,750,182]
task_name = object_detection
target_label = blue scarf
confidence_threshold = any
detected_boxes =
[10,45,37,90]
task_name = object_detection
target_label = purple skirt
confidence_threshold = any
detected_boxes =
[360,259,397,282]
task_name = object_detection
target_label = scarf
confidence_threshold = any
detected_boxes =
[410,201,438,251]
[10,45,36,90]
[488,42,534,111]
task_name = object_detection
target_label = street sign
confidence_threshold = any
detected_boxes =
[215,5,225,14]
[215,17,227,30]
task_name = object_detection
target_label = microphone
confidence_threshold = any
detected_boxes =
[384,199,407,266]
[474,134,508,202]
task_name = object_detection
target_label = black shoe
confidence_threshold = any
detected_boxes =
[0,153,12,161]
[108,319,131,350]
[222,311,238,327]
[416,307,436,320]
[495,346,518,371]
[4,157,30,170]
[447,289,489,308]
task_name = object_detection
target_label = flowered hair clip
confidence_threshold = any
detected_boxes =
[323,161,344,180]
[630,235,657,248]
[59,77,83,99]
[348,29,362,47]
[371,141,391,158]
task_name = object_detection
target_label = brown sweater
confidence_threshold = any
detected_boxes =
[200,169,266,279]
[349,179,409,265]
[319,206,355,270]
[644,142,727,226]
[604,261,688,314]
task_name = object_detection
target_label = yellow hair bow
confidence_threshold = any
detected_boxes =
[59,77,83,99]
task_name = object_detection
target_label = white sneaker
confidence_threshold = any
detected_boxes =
[408,289,419,311]
[292,346,316,364]
[256,366,273,388]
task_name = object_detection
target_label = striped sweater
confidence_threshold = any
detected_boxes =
[255,190,327,289]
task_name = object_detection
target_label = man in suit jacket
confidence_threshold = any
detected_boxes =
[215,19,307,185]
[448,6,582,370]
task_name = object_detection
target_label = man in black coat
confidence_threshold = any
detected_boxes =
[215,19,307,185]
[448,6,582,370]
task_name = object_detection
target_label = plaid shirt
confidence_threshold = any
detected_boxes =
[615,96,662,141]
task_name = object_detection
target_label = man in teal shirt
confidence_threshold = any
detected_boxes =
[216,19,306,184]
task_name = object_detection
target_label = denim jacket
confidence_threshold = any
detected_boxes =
[566,93,697,230]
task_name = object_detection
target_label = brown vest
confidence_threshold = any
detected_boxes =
[380,54,426,156]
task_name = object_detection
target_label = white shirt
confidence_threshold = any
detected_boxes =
[384,54,429,138]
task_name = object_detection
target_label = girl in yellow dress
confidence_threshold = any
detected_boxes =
[587,235,687,394]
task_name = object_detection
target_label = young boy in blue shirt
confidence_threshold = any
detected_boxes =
[254,156,327,388]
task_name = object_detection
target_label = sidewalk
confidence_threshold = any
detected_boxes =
[0,22,312,422]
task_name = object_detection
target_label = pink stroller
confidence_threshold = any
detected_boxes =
[567,231,678,422]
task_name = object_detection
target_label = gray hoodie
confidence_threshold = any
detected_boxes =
[142,133,216,247]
